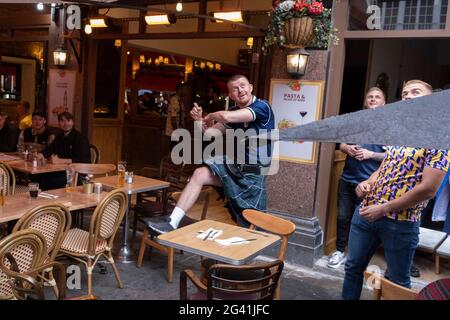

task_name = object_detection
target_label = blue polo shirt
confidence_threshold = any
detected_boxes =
[224,96,274,166]
[340,144,385,184]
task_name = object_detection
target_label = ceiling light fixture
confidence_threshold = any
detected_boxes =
[213,11,243,23]
[84,24,92,34]
[90,18,108,28]
[145,14,176,25]
[176,1,183,12]
[37,2,44,10]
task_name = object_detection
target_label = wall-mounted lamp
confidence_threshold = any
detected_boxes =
[114,39,122,48]
[53,46,69,68]
[212,11,243,23]
[145,14,177,25]
[286,48,310,78]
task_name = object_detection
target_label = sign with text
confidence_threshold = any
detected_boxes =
[269,79,324,164]
[48,69,76,127]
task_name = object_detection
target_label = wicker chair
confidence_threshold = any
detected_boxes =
[0,162,16,195]
[89,144,100,164]
[136,188,212,283]
[180,259,284,300]
[58,189,127,295]
[0,229,66,300]
[12,204,71,297]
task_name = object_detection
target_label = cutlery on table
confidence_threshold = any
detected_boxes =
[230,238,257,244]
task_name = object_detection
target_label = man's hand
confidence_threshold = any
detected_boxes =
[190,103,203,121]
[356,180,372,198]
[344,144,360,157]
[359,203,388,222]
[50,155,72,164]
[355,148,374,161]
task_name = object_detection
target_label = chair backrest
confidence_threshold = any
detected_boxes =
[89,144,100,164]
[171,187,212,220]
[69,163,116,187]
[206,260,284,300]
[0,162,16,196]
[364,271,418,300]
[0,229,47,299]
[159,155,184,190]
[88,189,127,254]
[12,204,71,261]
[242,209,296,261]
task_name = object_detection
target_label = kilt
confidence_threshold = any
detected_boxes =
[205,156,267,226]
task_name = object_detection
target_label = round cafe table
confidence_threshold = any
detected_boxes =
[416,278,450,300]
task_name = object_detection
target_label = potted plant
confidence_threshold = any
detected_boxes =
[262,0,338,53]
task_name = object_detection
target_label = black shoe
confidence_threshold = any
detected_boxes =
[410,265,420,278]
[384,269,390,280]
[147,217,175,234]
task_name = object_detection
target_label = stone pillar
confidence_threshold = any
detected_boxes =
[265,48,329,267]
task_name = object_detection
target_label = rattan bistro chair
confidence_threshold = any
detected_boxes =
[58,189,127,295]
[0,229,66,300]
[0,162,16,195]
[180,260,284,300]
[12,204,71,297]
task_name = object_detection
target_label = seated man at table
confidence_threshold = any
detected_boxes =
[20,111,56,151]
[36,111,91,189]
[0,112,19,152]
[148,74,275,234]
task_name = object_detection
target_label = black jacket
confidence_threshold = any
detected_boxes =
[42,128,90,163]
[0,124,19,152]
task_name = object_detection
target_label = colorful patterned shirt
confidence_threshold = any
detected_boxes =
[362,146,449,222]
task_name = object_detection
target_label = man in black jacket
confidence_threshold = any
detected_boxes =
[37,112,90,189]
[0,112,19,152]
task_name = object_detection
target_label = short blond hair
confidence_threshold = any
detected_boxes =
[403,80,433,93]
[366,87,385,99]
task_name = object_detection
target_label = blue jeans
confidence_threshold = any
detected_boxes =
[336,179,361,252]
[342,206,419,300]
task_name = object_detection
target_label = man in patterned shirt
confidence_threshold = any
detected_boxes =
[342,80,450,299]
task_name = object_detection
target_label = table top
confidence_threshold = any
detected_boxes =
[158,219,280,265]
[0,187,108,223]
[93,175,170,194]
[0,153,22,162]
[7,159,69,174]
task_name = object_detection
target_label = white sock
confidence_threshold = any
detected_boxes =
[169,206,185,228]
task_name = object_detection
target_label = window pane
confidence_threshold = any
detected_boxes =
[348,0,448,31]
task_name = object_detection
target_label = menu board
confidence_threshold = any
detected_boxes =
[269,79,324,164]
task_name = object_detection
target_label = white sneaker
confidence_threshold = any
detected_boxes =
[327,251,346,269]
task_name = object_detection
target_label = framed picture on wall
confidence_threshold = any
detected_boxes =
[269,79,324,164]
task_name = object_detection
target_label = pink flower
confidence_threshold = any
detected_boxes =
[308,1,324,15]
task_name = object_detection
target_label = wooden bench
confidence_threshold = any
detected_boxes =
[436,236,450,274]
[417,227,447,274]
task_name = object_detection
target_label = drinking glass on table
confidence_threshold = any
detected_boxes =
[66,169,73,192]
[117,160,127,187]
[28,182,39,199]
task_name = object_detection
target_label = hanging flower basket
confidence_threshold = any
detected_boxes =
[262,0,339,54]
[283,17,315,49]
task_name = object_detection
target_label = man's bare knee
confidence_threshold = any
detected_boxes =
[190,167,214,185]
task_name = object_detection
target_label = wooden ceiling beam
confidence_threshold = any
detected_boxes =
[92,30,264,40]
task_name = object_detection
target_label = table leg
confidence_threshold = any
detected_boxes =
[114,194,135,263]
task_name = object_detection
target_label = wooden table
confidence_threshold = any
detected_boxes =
[7,160,69,174]
[0,186,108,224]
[93,175,170,263]
[0,153,22,162]
[158,219,280,265]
